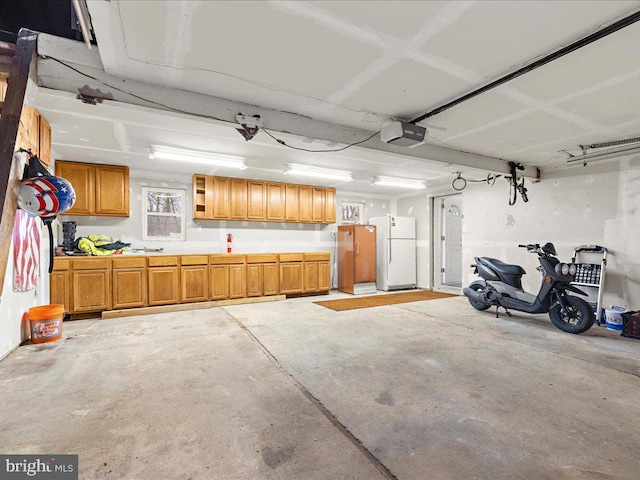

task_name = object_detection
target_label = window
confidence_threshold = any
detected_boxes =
[142,187,186,241]
[341,201,365,224]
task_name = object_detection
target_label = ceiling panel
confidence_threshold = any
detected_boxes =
[508,22,640,102]
[421,1,640,79]
[309,1,452,41]
[343,59,469,120]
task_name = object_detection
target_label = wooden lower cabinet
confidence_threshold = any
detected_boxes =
[181,265,209,303]
[112,257,147,309]
[247,255,278,297]
[279,254,303,294]
[71,263,110,313]
[148,266,180,306]
[52,252,330,314]
[50,270,71,314]
[210,255,246,300]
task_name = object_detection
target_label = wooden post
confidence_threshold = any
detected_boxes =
[0,29,37,297]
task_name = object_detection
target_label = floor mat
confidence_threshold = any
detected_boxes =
[314,290,457,311]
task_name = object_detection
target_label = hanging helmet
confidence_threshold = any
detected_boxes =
[18,175,76,217]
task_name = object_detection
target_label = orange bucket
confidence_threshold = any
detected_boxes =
[28,304,65,344]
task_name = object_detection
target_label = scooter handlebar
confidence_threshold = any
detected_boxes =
[518,243,540,250]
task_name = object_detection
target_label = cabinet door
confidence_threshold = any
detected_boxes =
[72,269,110,312]
[312,188,324,223]
[212,176,231,219]
[55,161,94,215]
[319,261,331,291]
[148,266,180,306]
[50,271,70,314]
[266,183,285,221]
[284,184,299,222]
[28,108,41,154]
[298,186,312,223]
[246,264,262,297]
[279,262,303,294]
[263,263,278,296]
[324,188,336,224]
[38,115,51,168]
[229,264,247,298]
[247,181,266,220]
[181,265,209,303]
[96,165,129,216]
[210,265,230,300]
[113,268,147,309]
[230,178,247,220]
[304,261,319,293]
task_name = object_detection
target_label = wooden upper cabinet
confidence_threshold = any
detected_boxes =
[324,188,336,224]
[247,180,266,220]
[312,188,325,223]
[56,161,129,217]
[191,175,334,224]
[212,176,231,219]
[230,178,247,219]
[95,165,129,216]
[299,185,312,223]
[267,183,285,221]
[55,161,94,215]
[38,115,51,168]
[284,184,299,222]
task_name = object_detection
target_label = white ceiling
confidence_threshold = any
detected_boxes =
[33,0,640,194]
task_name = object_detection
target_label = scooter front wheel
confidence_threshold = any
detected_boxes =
[549,295,595,334]
[466,280,492,311]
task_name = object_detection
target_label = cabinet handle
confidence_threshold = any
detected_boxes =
[355,242,359,255]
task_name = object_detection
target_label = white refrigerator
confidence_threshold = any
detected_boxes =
[370,215,417,291]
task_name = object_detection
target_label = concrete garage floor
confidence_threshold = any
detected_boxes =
[1,293,640,479]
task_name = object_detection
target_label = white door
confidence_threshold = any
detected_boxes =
[441,195,462,285]
[388,238,416,287]
[389,215,416,239]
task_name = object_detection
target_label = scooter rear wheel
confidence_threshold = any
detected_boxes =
[549,295,595,334]
[467,280,492,311]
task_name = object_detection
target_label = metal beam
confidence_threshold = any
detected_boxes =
[36,33,539,179]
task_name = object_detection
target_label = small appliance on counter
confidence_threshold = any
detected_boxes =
[61,221,76,252]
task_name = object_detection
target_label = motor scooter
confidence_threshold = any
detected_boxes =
[463,243,595,334]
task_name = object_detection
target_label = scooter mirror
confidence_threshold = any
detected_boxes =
[542,243,557,256]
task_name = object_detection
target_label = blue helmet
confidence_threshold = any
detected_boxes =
[18,175,76,217]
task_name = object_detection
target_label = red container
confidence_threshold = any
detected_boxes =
[28,304,65,344]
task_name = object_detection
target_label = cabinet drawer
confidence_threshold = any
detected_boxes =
[247,254,278,264]
[148,256,179,267]
[304,252,330,261]
[279,253,303,262]
[210,254,246,265]
[180,255,208,266]
[112,257,146,269]
[72,258,110,270]
[53,258,70,271]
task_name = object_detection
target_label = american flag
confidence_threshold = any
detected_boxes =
[13,209,41,292]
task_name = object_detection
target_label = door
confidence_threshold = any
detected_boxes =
[95,165,129,216]
[388,238,416,287]
[389,215,415,239]
[436,195,463,287]
[354,225,376,283]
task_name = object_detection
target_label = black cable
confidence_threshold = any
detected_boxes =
[260,128,379,153]
[45,56,230,123]
[46,55,381,155]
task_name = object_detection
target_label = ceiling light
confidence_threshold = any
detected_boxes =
[371,176,426,190]
[283,164,353,182]
[149,147,247,170]
[566,144,640,165]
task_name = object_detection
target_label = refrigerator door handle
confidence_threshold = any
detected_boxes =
[389,241,392,263]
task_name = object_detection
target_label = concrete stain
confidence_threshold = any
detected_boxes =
[506,215,516,226]
[375,390,395,406]
[261,445,295,469]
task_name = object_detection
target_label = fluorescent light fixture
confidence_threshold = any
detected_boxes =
[283,164,353,182]
[149,147,247,170]
[566,143,640,165]
[371,176,426,190]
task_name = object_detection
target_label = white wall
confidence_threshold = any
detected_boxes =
[0,227,49,360]
[461,157,640,309]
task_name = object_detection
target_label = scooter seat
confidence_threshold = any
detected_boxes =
[478,257,526,276]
